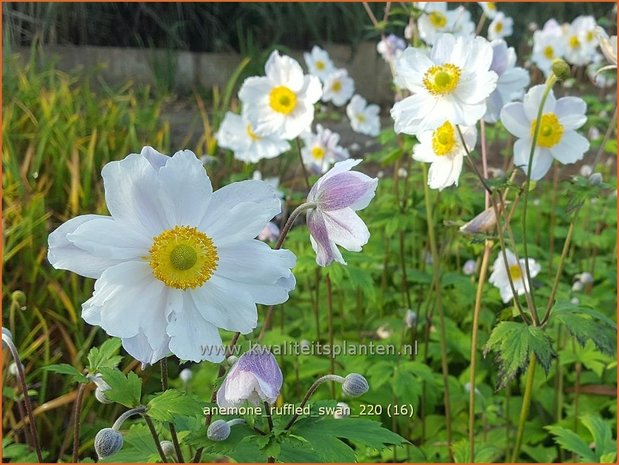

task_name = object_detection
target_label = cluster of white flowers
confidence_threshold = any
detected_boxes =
[532,16,607,77]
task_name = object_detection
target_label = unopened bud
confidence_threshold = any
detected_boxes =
[207,419,231,441]
[95,386,113,404]
[404,310,417,328]
[572,281,584,292]
[179,368,192,384]
[588,173,603,186]
[342,373,369,397]
[8,362,24,377]
[463,259,477,276]
[460,206,500,235]
[579,164,593,177]
[11,291,26,307]
[578,272,594,285]
[551,59,571,81]
[226,355,238,367]
[94,428,123,459]
[160,440,175,459]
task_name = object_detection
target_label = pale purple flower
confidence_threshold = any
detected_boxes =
[258,222,280,243]
[217,347,283,407]
[377,34,407,62]
[306,159,378,266]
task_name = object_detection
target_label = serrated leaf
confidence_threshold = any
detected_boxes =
[580,414,617,459]
[98,367,142,408]
[146,389,204,422]
[87,338,123,372]
[546,425,597,462]
[551,301,616,355]
[42,364,88,383]
[484,321,555,388]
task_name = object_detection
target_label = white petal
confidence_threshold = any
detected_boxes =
[550,131,590,165]
[523,85,556,121]
[322,208,370,252]
[167,293,225,363]
[48,214,124,279]
[264,51,304,91]
[501,102,530,139]
[122,332,170,367]
[101,154,169,236]
[139,146,169,170]
[555,97,587,130]
[201,180,281,246]
[68,217,150,260]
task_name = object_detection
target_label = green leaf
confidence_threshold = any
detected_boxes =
[42,364,88,383]
[484,321,555,388]
[546,425,598,462]
[146,389,204,422]
[87,338,123,372]
[551,301,617,355]
[98,367,142,408]
[580,414,617,459]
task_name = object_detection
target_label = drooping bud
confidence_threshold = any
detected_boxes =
[463,259,477,276]
[11,291,26,307]
[95,386,113,404]
[460,206,502,235]
[572,281,584,292]
[551,59,571,81]
[94,428,123,459]
[207,419,231,441]
[8,362,24,377]
[160,440,175,459]
[578,272,594,285]
[225,355,238,367]
[342,373,369,397]
[179,368,192,384]
[588,173,603,186]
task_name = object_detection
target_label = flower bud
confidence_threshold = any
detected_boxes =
[94,428,123,459]
[588,173,603,186]
[572,281,584,292]
[460,206,499,235]
[11,291,26,307]
[404,310,417,328]
[342,373,369,397]
[8,362,24,377]
[463,259,477,276]
[579,164,593,177]
[333,402,351,419]
[578,272,594,285]
[551,59,571,81]
[376,325,392,340]
[571,297,580,305]
[207,419,231,441]
[160,440,175,459]
[225,355,238,367]
[179,368,192,384]
[95,386,113,404]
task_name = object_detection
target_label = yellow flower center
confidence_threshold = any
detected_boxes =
[149,226,218,290]
[423,64,461,96]
[509,264,523,280]
[486,2,496,11]
[311,146,326,160]
[432,121,457,156]
[316,60,325,70]
[269,86,297,115]
[356,114,366,123]
[429,11,447,29]
[530,113,563,148]
[543,45,555,59]
[331,80,342,92]
[586,31,594,42]
[495,22,504,33]
[246,124,262,142]
[569,35,580,49]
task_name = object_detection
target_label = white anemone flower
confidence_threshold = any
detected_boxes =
[477,2,498,19]
[595,27,617,66]
[500,85,590,181]
[449,6,475,39]
[216,112,290,163]
[418,2,451,45]
[303,45,336,82]
[306,159,378,266]
[301,124,350,174]
[239,51,322,140]
[532,19,566,77]
[413,121,477,190]
[48,147,296,365]
[488,12,513,41]
[484,40,530,123]
[321,69,355,107]
[564,22,596,66]
[391,33,498,136]
[347,95,380,137]
[489,249,541,303]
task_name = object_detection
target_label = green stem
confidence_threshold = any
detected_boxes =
[295,138,311,190]
[160,359,184,462]
[143,413,168,463]
[421,165,453,460]
[521,74,558,325]
[510,356,537,462]
[326,274,336,397]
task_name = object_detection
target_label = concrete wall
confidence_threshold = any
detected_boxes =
[12,43,395,106]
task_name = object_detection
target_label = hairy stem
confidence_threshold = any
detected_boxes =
[143,413,168,463]
[510,356,537,462]
[284,374,345,430]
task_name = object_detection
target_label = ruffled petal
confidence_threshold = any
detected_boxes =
[550,131,590,165]
[68,217,150,260]
[48,214,124,279]
[316,171,378,211]
[307,210,344,266]
[322,208,371,252]
[501,102,530,139]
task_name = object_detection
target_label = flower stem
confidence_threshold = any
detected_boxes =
[274,202,317,251]
[510,355,537,462]
[326,274,336,397]
[71,382,86,462]
[160,358,184,462]
[2,333,43,462]
[112,406,147,431]
[421,165,453,460]
[521,74,558,325]
[295,138,311,190]
[143,413,168,463]
[284,374,345,430]
[468,241,492,462]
